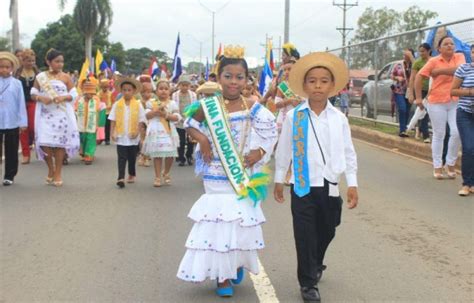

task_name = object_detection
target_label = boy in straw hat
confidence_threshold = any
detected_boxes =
[108,77,146,188]
[0,51,27,185]
[75,80,105,165]
[172,74,197,166]
[274,52,359,302]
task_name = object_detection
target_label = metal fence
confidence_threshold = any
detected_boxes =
[326,18,474,121]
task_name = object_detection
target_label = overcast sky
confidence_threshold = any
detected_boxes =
[1,0,473,67]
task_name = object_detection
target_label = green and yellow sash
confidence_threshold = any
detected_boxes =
[200,95,270,205]
[76,96,100,133]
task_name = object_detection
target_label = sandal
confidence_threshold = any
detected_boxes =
[433,169,444,180]
[163,173,171,185]
[53,180,63,187]
[127,176,135,184]
[458,186,470,196]
[446,166,456,179]
[153,177,162,187]
[45,177,54,185]
[21,156,30,164]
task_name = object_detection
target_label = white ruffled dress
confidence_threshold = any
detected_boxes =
[177,102,277,283]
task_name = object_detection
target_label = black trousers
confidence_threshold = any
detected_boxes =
[0,128,20,181]
[177,128,194,162]
[291,180,343,287]
[105,115,111,143]
[116,145,139,180]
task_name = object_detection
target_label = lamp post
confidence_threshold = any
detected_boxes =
[199,0,231,64]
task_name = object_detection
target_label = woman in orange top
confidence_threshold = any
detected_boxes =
[415,36,466,179]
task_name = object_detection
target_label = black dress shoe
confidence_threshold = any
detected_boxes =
[187,157,194,166]
[300,286,321,302]
[316,265,327,283]
[178,161,186,167]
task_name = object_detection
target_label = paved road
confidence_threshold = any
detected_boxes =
[1,141,472,302]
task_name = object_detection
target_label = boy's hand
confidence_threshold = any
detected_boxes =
[111,134,117,142]
[274,183,285,203]
[347,187,358,209]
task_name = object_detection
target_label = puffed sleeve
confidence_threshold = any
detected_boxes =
[170,100,182,121]
[249,102,278,164]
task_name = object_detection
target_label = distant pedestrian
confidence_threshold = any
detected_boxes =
[451,44,474,196]
[0,52,27,186]
[391,48,414,137]
[415,36,465,179]
[407,43,432,143]
[339,83,350,117]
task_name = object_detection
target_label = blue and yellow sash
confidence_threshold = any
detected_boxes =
[293,105,310,197]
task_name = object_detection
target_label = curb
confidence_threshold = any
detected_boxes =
[350,124,461,170]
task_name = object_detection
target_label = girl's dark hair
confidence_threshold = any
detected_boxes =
[45,48,63,63]
[471,44,474,50]
[437,35,453,48]
[406,48,415,57]
[304,66,335,82]
[217,57,249,78]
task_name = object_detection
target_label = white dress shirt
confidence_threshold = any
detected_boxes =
[274,100,358,190]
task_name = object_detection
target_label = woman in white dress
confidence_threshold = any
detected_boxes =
[31,49,79,186]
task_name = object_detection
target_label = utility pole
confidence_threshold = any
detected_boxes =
[199,0,231,64]
[333,0,358,58]
[284,0,290,43]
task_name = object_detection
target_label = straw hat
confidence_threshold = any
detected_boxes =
[196,81,221,95]
[177,74,192,85]
[82,81,97,94]
[288,52,349,98]
[0,51,20,71]
[115,76,142,92]
[99,79,110,88]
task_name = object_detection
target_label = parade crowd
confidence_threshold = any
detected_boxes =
[0,37,472,302]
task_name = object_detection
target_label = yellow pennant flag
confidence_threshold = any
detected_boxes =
[77,57,90,93]
[95,49,104,76]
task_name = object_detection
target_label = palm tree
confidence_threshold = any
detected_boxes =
[9,0,20,51]
[59,0,113,70]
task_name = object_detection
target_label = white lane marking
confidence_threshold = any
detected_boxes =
[250,258,280,303]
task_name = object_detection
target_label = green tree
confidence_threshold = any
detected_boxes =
[0,37,11,51]
[124,47,172,75]
[105,42,126,72]
[349,5,438,69]
[60,0,113,70]
[31,14,109,71]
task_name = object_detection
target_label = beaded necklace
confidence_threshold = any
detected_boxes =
[220,96,250,159]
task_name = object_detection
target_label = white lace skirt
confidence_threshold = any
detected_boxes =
[177,192,265,283]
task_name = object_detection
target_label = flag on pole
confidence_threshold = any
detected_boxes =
[205,57,209,80]
[110,58,117,73]
[171,33,182,83]
[259,42,274,96]
[77,57,90,92]
[95,49,104,75]
[148,57,160,79]
[268,44,275,71]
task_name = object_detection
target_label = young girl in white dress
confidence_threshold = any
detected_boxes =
[143,80,180,186]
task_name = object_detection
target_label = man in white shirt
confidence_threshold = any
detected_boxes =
[274,52,359,303]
